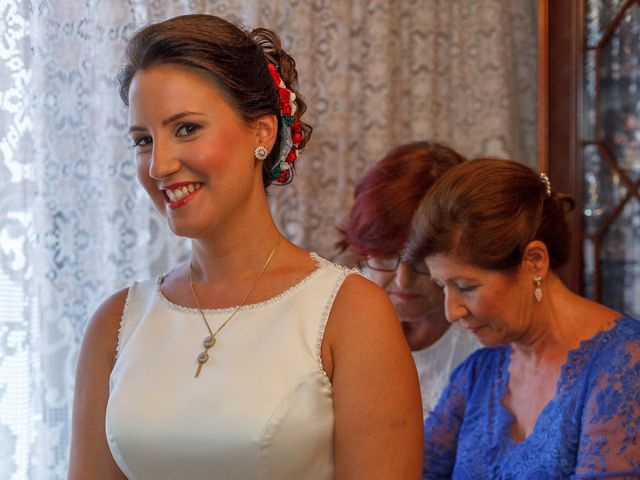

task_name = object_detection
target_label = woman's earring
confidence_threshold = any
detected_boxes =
[254,142,268,161]
[534,275,543,302]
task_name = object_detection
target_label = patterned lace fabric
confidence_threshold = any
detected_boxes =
[0,3,538,476]
[423,315,640,479]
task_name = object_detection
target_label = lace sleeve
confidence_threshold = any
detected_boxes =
[422,356,474,479]
[574,332,640,477]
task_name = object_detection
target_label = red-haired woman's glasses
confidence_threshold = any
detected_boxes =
[364,255,430,275]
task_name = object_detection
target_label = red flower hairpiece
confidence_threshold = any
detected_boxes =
[267,63,301,184]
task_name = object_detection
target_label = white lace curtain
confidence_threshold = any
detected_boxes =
[0,0,537,477]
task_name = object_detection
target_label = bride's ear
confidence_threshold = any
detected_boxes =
[254,114,278,151]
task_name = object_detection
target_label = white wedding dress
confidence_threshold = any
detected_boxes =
[106,255,352,480]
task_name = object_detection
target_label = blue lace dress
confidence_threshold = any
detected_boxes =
[423,315,640,479]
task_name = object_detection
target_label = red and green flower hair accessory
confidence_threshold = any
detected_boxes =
[268,63,302,185]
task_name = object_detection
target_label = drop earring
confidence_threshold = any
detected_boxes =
[254,140,268,161]
[534,275,543,302]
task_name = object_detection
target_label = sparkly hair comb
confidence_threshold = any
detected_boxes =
[267,63,302,185]
[539,172,552,197]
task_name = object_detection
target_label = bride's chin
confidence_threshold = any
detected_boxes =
[165,221,202,239]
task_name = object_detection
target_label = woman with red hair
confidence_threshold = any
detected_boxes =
[338,141,479,417]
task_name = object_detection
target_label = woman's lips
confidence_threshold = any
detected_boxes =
[390,291,420,301]
[464,324,484,334]
[167,190,199,210]
[161,182,202,210]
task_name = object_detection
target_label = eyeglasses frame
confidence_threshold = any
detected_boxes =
[361,255,430,276]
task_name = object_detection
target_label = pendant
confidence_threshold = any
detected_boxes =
[203,335,216,348]
[197,351,209,364]
[534,287,543,302]
[194,335,216,378]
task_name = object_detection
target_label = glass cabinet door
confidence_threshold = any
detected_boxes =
[582,0,640,317]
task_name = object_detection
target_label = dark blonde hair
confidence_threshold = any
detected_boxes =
[118,14,312,188]
[406,158,575,273]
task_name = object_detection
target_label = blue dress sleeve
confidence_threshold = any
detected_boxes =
[574,324,640,477]
[423,351,480,479]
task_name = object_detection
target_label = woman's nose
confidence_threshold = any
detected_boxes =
[444,291,467,323]
[149,141,181,180]
[393,261,413,290]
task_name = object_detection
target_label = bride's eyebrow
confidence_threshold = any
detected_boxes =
[128,111,205,133]
[161,111,204,126]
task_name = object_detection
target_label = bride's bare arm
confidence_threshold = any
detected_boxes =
[323,274,423,480]
[68,289,129,480]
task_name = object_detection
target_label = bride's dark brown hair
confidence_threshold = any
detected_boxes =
[118,14,312,188]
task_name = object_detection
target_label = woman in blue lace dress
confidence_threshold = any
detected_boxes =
[406,158,640,479]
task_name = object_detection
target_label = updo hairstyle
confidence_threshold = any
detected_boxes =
[406,158,575,273]
[118,14,312,188]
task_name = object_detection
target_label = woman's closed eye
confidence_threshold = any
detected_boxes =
[456,284,478,293]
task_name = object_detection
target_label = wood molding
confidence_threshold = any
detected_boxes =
[540,0,584,293]
[537,0,549,174]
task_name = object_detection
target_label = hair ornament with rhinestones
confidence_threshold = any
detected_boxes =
[539,172,552,197]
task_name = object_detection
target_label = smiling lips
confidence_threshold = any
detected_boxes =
[161,182,203,209]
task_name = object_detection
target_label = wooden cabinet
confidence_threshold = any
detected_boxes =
[540,0,640,317]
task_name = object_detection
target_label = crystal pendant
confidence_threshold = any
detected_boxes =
[534,287,543,302]
[197,351,209,364]
[203,335,216,348]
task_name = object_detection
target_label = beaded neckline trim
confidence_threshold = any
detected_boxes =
[156,252,329,315]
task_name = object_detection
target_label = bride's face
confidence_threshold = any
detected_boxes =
[127,64,263,238]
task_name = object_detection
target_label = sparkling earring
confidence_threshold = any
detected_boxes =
[534,275,543,302]
[254,142,268,161]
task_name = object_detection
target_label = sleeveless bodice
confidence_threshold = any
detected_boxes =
[106,256,352,479]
